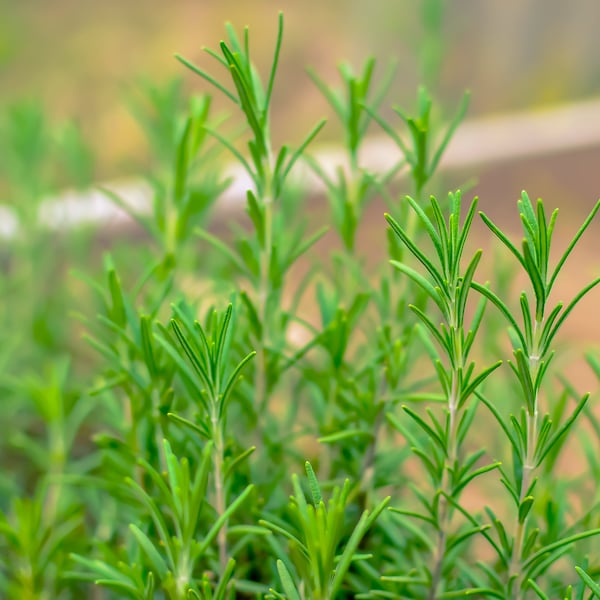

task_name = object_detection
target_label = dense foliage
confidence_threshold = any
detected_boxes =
[1,10,600,600]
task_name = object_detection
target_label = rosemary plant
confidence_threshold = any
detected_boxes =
[176,12,327,435]
[306,58,398,252]
[383,191,501,597]
[1,9,600,600]
[472,193,600,598]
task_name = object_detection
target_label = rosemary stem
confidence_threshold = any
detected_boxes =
[510,319,542,598]
[212,410,227,573]
[428,371,460,600]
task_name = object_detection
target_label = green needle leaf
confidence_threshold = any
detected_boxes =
[276,560,301,600]
[304,461,322,505]
[129,524,170,581]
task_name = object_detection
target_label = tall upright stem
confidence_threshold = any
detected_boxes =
[360,376,389,506]
[256,194,273,421]
[509,319,542,598]
[428,297,463,600]
[254,144,275,448]
[211,409,227,572]
[428,369,460,600]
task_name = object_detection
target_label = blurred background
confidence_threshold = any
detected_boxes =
[2,0,600,179]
